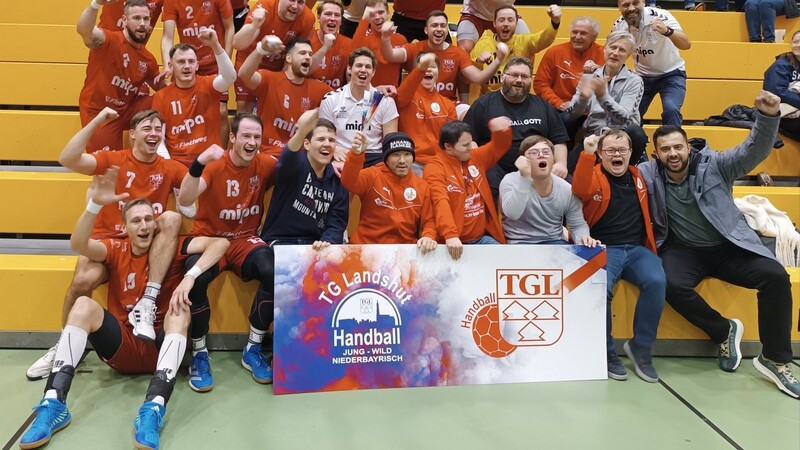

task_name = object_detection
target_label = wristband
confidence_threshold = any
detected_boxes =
[189,157,206,177]
[664,27,675,37]
[185,265,203,279]
[90,0,101,10]
[86,199,102,214]
[256,42,269,56]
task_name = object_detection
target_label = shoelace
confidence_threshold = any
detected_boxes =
[194,355,211,374]
[250,350,268,369]
[777,364,799,384]
[719,341,730,357]
[137,406,164,430]
[30,402,57,427]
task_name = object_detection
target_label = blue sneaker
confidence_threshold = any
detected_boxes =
[19,398,71,449]
[133,401,165,450]
[242,344,273,384]
[188,352,213,392]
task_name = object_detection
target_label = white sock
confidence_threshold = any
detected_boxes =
[156,333,186,382]
[52,325,88,373]
[142,282,161,304]
[246,326,265,351]
[150,395,166,406]
[44,390,59,400]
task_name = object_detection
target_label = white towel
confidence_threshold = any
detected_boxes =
[734,194,800,267]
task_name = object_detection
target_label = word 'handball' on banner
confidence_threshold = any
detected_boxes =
[273,244,608,394]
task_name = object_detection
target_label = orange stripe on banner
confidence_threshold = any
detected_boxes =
[562,250,607,294]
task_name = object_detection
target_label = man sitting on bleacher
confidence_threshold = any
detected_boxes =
[613,0,691,127]
[638,90,800,399]
[19,167,228,450]
[26,108,186,381]
[77,0,167,153]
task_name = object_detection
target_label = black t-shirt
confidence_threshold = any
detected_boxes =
[589,170,645,246]
[463,92,569,171]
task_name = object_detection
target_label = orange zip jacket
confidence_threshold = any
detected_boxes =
[571,151,657,253]
[533,42,605,109]
[396,66,458,165]
[423,127,513,243]
[341,151,436,244]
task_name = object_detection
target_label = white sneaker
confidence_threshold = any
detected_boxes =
[128,298,157,342]
[27,345,57,380]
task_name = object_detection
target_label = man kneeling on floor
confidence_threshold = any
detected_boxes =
[638,90,799,399]
[19,167,229,449]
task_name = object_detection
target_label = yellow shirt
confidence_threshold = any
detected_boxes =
[470,24,558,93]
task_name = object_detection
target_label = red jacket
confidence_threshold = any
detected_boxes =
[571,151,657,253]
[341,151,436,244]
[423,128,512,243]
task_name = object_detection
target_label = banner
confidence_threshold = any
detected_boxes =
[273,244,607,394]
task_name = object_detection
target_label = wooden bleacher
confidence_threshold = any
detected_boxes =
[0,2,798,350]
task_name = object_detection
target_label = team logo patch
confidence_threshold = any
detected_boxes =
[431,102,441,113]
[138,60,149,76]
[285,31,297,40]
[403,188,417,202]
[248,175,260,193]
[442,59,455,71]
[301,97,311,111]
[190,95,198,105]
[149,174,164,190]
[468,165,479,178]
[202,1,212,14]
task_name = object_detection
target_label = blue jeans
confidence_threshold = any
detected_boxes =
[639,69,687,127]
[605,245,666,353]
[745,0,785,42]
[465,235,500,245]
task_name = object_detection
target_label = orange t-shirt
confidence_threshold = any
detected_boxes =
[162,0,233,72]
[254,70,332,156]
[79,31,160,114]
[309,31,354,90]
[341,152,436,244]
[402,41,474,102]
[98,0,163,32]
[91,149,188,238]
[236,0,315,72]
[396,67,457,165]
[352,20,408,87]
[152,75,224,166]
[191,150,277,238]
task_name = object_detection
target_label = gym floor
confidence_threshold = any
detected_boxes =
[1,350,798,450]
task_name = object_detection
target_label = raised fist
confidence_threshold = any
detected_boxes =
[251,5,267,25]
[755,90,781,116]
[323,33,336,48]
[488,116,512,132]
[583,134,600,155]
[380,20,394,38]
[95,107,120,124]
[198,144,225,165]
[547,5,562,24]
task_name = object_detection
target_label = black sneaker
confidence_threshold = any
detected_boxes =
[607,351,628,381]
[624,340,659,383]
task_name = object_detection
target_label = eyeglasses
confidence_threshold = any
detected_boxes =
[504,72,532,81]
[601,147,631,156]
[525,149,553,157]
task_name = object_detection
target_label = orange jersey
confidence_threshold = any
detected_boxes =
[402,41,474,101]
[79,31,160,114]
[152,75,223,166]
[192,150,277,238]
[92,149,188,238]
[309,31,354,89]
[254,70,332,156]
[236,0,315,72]
[341,151,436,244]
[101,238,187,330]
[396,67,457,165]
[352,20,408,87]
[162,0,233,72]
[98,0,163,32]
